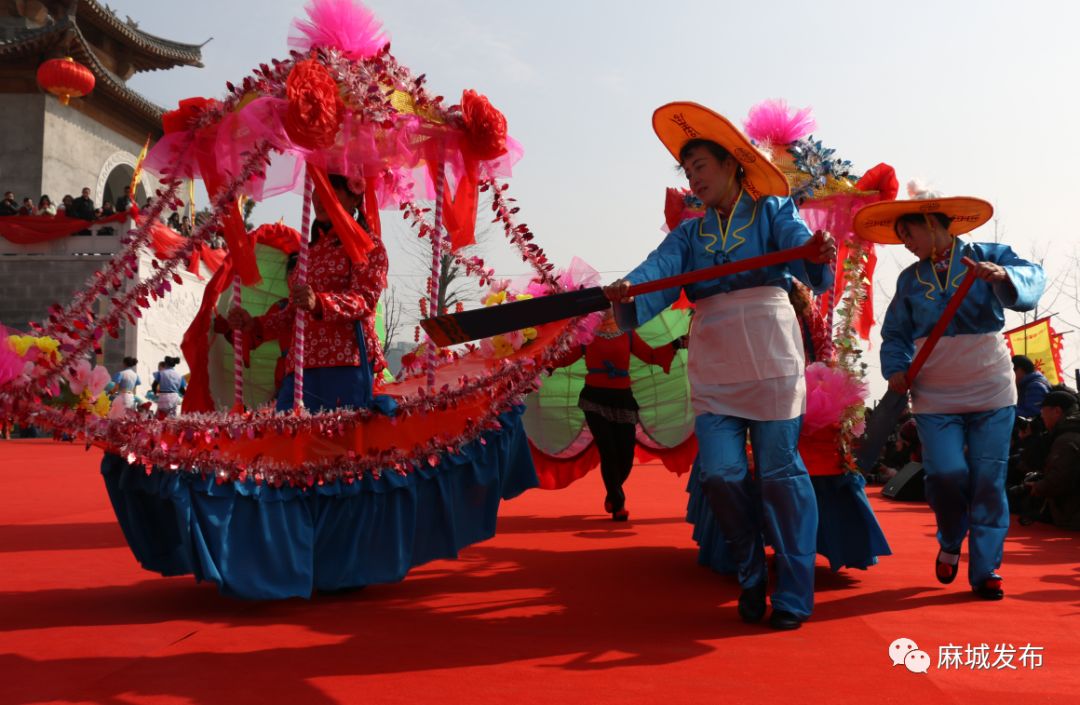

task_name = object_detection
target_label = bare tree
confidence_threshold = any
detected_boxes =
[433,251,470,316]
[404,228,488,319]
[381,284,405,351]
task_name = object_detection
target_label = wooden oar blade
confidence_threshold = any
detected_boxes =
[855,389,910,473]
[420,286,610,346]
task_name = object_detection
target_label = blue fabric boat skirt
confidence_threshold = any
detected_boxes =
[101,407,538,599]
[686,466,891,573]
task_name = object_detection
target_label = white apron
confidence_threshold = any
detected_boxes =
[911,333,1016,414]
[155,392,181,417]
[688,286,805,421]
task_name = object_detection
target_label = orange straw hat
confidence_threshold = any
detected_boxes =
[853,196,994,245]
[653,102,790,199]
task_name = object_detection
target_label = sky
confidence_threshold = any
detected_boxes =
[114,0,1080,395]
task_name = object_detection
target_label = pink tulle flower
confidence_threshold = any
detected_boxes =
[524,280,550,298]
[374,167,415,206]
[289,0,389,60]
[803,362,867,435]
[556,256,601,292]
[743,99,816,146]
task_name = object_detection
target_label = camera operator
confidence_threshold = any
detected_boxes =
[1017,390,1080,530]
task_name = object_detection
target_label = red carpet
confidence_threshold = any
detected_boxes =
[1,439,1077,705]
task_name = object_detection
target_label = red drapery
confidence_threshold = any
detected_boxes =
[0,212,128,244]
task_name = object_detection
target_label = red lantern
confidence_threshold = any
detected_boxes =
[37,57,96,106]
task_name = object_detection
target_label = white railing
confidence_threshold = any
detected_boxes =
[0,218,134,256]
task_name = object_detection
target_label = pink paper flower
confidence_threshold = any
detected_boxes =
[67,359,111,397]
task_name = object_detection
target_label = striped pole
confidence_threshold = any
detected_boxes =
[232,276,244,410]
[426,160,446,391]
[293,169,314,411]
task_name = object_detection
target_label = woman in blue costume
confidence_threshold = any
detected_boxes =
[101,175,537,599]
[605,102,836,630]
[854,189,1045,599]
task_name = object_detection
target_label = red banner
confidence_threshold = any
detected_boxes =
[0,213,128,244]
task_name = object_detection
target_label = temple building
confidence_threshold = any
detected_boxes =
[0,0,207,378]
[0,0,204,205]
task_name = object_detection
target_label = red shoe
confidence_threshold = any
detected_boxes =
[936,550,960,584]
[973,576,1004,600]
[612,508,629,521]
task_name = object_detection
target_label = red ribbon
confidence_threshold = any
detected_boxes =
[307,164,374,263]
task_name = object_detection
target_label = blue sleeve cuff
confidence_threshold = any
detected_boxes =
[992,278,1019,308]
[614,301,639,331]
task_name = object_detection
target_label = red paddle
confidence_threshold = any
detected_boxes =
[856,259,979,471]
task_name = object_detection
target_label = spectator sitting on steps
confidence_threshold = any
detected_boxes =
[1027,390,1080,531]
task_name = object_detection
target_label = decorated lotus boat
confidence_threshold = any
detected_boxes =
[0,0,599,599]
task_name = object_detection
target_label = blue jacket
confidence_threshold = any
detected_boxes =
[1016,371,1051,418]
[615,191,831,329]
[880,240,1045,379]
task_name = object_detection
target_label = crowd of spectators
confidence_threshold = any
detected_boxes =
[1,186,139,221]
[868,354,1080,532]
[1,186,227,248]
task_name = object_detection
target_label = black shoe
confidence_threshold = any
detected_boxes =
[973,576,1004,600]
[768,609,803,631]
[612,508,629,521]
[935,550,960,585]
[737,581,767,624]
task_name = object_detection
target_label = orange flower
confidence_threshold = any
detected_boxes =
[284,60,344,150]
[460,89,508,161]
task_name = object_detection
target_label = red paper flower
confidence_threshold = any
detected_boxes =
[856,163,899,201]
[460,89,508,161]
[284,59,344,150]
[162,97,219,134]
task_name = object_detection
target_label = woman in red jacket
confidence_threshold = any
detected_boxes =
[229,174,387,412]
[559,311,685,520]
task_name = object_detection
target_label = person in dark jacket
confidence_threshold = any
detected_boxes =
[1029,390,1080,530]
[0,191,18,216]
[1013,355,1051,418]
[115,185,135,213]
[69,187,96,221]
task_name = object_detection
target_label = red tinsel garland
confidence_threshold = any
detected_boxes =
[1,38,562,485]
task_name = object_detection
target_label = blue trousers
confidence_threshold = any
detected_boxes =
[695,413,818,618]
[915,405,1015,586]
[275,322,374,413]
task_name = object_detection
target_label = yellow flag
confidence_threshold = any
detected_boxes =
[1005,318,1061,385]
[129,135,151,194]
